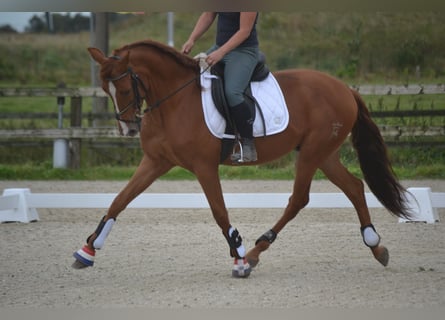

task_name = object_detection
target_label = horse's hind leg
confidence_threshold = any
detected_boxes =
[319,151,389,266]
[246,152,319,268]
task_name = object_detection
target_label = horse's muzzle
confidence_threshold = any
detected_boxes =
[118,120,140,137]
[126,129,139,137]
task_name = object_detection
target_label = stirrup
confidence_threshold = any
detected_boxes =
[230,139,244,163]
[231,138,257,163]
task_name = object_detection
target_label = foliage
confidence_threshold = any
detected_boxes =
[394,36,429,71]
[0,24,18,33]
[1,12,445,85]
[23,13,125,34]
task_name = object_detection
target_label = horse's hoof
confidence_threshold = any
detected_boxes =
[246,255,259,269]
[72,259,90,269]
[372,245,389,267]
[72,245,95,268]
[245,243,267,269]
[232,258,251,278]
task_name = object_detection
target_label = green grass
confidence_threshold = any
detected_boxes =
[1,143,444,180]
[1,162,444,181]
[0,163,136,180]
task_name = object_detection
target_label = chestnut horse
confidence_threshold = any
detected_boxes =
[73,39,410,278]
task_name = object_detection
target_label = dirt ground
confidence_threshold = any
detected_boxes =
[0,179,444,308]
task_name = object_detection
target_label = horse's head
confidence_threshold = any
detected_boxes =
[88,47,146,137]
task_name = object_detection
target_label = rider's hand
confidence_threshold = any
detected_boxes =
[181,40,194,55]
[206,48,225,66]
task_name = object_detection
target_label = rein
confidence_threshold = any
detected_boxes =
[145,65,209,112]
[106,58,209,122]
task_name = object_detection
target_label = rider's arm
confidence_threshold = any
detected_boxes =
[205,12,258,65]
[182,12,217,54]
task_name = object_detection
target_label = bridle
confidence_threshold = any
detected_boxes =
[106,65,149,124]
[106,56,209,124]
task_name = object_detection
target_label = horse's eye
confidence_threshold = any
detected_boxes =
[120,90,131,96]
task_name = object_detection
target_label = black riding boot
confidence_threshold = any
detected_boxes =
[230,101,257,163]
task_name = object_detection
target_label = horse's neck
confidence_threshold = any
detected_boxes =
[130,47,202,119]
[137,55,195,94]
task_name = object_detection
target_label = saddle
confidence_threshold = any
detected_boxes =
[210,53,270,162]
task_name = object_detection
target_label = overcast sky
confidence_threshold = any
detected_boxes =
[0,12,38,31]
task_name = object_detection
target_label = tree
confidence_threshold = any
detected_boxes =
[26,14,47,33]
[0,24,18,33]
[24,13,90,33]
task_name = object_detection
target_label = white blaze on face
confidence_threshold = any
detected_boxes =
[108,82,129,136]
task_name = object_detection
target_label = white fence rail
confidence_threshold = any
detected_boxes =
[0,187,442,224]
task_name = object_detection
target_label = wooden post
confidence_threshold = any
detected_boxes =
[69,96,82,169]
[90,13,109,127]
[53,82,68,168]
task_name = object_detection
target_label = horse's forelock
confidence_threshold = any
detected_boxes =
[99,60,116,82]
[99,54,128,82]
[98,61,110,81]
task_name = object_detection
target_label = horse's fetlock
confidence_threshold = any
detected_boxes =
[255,229,277,245]
[89,215,116,250]
[225,226,246,259]
[360,224,380,248]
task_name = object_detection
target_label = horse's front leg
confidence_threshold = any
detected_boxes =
[72,155,172,268]
[195,168,251,278]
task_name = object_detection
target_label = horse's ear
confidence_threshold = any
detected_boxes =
[88,47,107,65]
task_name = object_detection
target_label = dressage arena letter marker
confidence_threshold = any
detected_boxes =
[0,188,39,223]
[399,187,440,224]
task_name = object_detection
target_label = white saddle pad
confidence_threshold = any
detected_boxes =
[200,69,289,139]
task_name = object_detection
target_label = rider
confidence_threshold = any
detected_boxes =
[182,12,260,162]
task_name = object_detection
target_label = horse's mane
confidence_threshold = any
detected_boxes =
[113,39,200,72]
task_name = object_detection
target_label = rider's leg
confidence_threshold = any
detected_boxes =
[223,47,259,163]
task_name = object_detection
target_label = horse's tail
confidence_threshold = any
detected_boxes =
[350,90,411,219]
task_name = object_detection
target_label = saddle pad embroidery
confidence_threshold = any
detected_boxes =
[200,70,289,139]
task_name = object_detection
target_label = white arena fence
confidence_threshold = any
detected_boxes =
[0,187,443,224]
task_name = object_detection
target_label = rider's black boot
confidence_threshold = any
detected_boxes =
[230,101,257,163]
